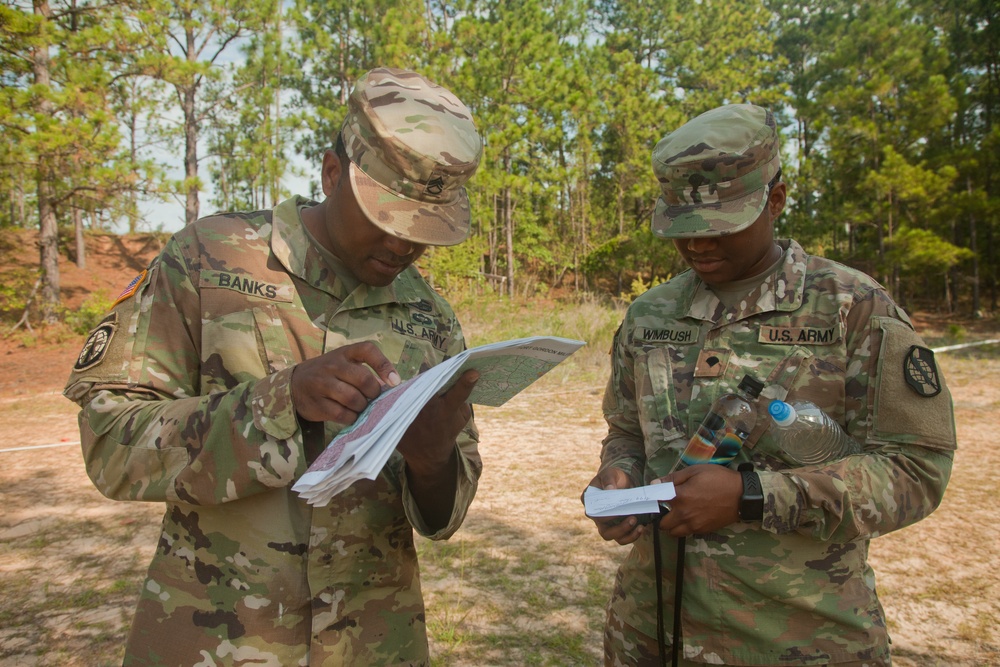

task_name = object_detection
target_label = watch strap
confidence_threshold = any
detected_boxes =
[738,463,764,522]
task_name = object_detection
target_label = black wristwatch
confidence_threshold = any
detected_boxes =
[738,462,763,522]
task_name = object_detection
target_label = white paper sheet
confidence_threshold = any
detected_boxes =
[583,483,676,518]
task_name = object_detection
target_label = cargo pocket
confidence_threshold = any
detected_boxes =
[252,304,295,373]
[201,306,294,393]
[201,310,266,393]
[752,346,847,462]
[393,338,436,381]
[635,346,687,460]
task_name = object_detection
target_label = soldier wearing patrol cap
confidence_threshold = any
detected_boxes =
[65,68,484,666]
[586,104,956,666]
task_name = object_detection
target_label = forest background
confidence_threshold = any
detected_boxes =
[1,0,998,329]
[3,2,1000,664]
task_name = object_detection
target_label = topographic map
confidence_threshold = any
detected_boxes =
[454,343,580,407]
[294,336,585,505]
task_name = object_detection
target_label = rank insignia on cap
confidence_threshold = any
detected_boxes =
[903,345,941,397]
[74,313,117,371]
[113,269,147,307]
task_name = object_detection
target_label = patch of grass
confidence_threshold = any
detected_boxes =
[955,610,998,644]
[947,323,967,341]
[27,533,58,550]
[509,548,551,576]
[454,294,624,387]
[108,579,137,595]
[466,629,595,666]
[584,565,612,613]
[65,588,103,609]
[426,600,475,651]
[63,291,115,334]
[417,536,467,566]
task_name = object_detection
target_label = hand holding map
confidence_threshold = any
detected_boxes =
[293,336,585,506]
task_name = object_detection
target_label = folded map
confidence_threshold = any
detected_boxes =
[294,336,585,506]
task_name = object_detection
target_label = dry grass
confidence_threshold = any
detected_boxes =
[1,299,998,666]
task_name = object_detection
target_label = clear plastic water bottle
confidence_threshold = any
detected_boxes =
[673,374,765,471]
[767,399,862,465]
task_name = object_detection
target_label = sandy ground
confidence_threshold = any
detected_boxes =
[0,335,998,665]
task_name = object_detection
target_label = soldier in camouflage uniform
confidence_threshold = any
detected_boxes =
[586,104,956,666]
[64,68,485,666]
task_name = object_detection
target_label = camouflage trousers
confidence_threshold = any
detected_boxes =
[603,606,690,667]
[603,606,892,667]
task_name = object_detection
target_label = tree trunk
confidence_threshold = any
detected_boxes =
[183,83,199,225]
[33,0,60,323]
[504,185,514,298]
[74,206,86,269]
[488,194,499,277]
[37,176,60,324]
[887,190,899,299]
[988,222,997,312]
[502,150,515,298]
[270,4,283,208]
[183,23,200,226]
[126,81,141,234]
[967,175,980,317]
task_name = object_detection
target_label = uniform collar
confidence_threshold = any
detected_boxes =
[682,239,807,324]
[270,195,426,310]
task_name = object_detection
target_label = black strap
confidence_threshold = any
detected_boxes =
[300,418,326,464]
[653,512,683,667]
[653,519,667,667]
[673,536,685,667]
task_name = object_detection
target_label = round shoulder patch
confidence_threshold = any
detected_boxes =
[74,313,117,371]
[903,345,942,397]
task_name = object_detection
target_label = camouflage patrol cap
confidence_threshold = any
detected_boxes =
[650,104,781,238]
[342,68,483,246]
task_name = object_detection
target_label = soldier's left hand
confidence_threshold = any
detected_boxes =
[657,464,742,537]
[397,369,479,475]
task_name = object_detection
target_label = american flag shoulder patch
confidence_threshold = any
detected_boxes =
[113,269,147,306]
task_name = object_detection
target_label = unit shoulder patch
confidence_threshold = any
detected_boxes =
[903,345,942,397]
[74,313,117,371]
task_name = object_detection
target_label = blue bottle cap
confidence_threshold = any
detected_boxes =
[768,399,796,426]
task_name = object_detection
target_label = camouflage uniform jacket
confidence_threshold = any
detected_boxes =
[600,239,955,665]
[64,196,482,666]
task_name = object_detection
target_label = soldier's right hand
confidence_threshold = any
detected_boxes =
[290,342,400,425]
[584,468,646,546]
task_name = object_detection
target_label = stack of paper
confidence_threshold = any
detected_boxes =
[294,336,585,506]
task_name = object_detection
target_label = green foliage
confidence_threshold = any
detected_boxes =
[63,291,115,335]
[619,274,667,304]
[206,1,299,213]
[581,234,630,277]
[0,267,39,322]
[886,227,974,277]
[420,235,488,295]
[0,0,997,313]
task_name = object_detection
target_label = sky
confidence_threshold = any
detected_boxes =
[135,153,317,235]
